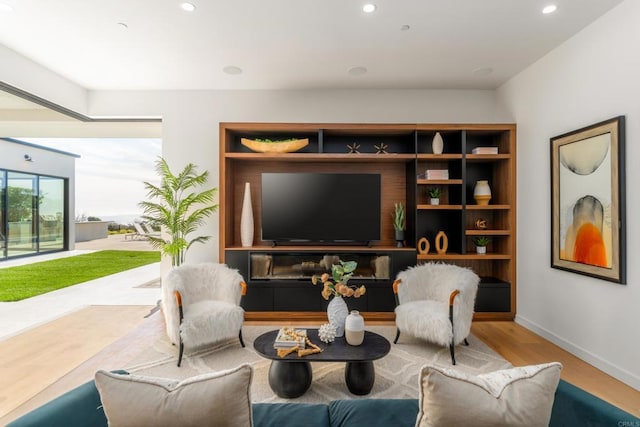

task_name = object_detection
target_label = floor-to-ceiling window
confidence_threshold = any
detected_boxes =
[38,176,65,252]
[0,170,67,260]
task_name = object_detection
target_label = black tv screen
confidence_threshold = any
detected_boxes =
[261,173,381,244]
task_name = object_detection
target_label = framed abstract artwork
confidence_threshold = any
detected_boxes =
[551,116,626,284]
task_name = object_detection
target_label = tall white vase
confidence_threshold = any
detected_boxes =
[327,296,348,337]
[432,132,444,155]
[240,182,254,247]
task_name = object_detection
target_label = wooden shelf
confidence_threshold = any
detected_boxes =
[465,229,511,235]
[417,154,463,160]
[417,204,463,210]
[225,153,415,162]
[466,204,510,210]
[466,154,511,161]
[220,122,516,321]
[417,253,511,260]
[225,245,415,252]
[416,179,463,185]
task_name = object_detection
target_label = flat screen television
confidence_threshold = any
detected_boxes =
[261,173,381,244]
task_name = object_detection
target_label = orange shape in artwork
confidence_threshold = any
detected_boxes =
[573,222,607,267]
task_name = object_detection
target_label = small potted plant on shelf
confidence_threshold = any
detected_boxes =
[428,188,441,205]
[392,202,406,247]
[473,236,491,254]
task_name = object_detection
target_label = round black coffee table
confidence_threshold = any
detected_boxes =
[253,329,390,398]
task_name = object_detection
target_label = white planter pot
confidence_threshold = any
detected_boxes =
[476,246,487,254]
[430,198,440,205]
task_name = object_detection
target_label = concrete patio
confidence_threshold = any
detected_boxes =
[0,234,161,341]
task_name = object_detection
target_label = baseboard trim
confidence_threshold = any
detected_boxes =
[515,314,640,391]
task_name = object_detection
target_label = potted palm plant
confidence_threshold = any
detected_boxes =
[392,202,406,247]
[473,236,491,254]
[139,157,218,267]
[428,187,441,205]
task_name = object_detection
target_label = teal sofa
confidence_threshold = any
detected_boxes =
[8,378,639,427]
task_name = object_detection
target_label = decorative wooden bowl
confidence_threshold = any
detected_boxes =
[241,138,309,153]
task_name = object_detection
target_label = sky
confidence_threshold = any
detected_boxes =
[22,137,161,224]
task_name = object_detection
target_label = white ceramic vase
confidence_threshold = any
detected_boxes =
[327,296,348,337]
[345,310,365,346]
[473,180,492,205]
[432,132,444,155]
[430,198,440,205]
[240,182,254,247]
[476,246,487,254]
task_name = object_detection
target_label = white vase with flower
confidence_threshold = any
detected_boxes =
[312,260,366,337]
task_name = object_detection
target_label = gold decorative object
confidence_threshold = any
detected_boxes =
[374,143,388,154]
[347,143,361,153]
[241,138,308,153]
[417,237,430,254]
[276,328,323,358]
[474,218,488,230]
[435,231,448,254]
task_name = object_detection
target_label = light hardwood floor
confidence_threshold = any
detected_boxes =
[1,308,638,424]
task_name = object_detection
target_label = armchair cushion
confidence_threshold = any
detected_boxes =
[94,364,253,427]
[180,300,244,348]
[395,300,452,347]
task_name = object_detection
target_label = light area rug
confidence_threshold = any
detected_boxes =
[125,325,511,404]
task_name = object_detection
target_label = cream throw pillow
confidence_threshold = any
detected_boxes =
[416,362,562,427]
[95,364,253,427]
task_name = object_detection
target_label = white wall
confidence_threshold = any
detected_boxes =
[88,88,512,266]
[498,0,639,390]
[0,139,77,249]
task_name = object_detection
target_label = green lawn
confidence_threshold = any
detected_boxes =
[0,250,160,302]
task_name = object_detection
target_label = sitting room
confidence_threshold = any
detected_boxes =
[1,1,639,425]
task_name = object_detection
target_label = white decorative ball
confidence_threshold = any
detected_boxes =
[318,323,337,343]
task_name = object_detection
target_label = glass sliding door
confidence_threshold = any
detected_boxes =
[0,171,5,259]
[7,172,38,257]
[38,176,65,251]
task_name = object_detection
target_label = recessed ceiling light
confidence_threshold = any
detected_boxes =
[542,4,557,14]
[223,66,242,75]
[348,66,368,76]
[400,24,411,31]
[117,22,129,30]
[362,3,376,13]
[473,67,493,77]
[181,2,196,12]
[0,2,14,12]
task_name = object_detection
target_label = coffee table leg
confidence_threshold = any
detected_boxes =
[345,361,375,395]
[268,360,312,398]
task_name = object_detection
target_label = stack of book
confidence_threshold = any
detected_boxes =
[472,146,498,154]
[273,328,307,349]
[425,169,449,180]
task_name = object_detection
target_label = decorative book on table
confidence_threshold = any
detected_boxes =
[472,146,498,154]
[274,328,307,349]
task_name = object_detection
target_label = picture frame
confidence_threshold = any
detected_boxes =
[551,116,626,284]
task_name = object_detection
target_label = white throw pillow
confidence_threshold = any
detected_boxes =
[416,362,562,427]
[95,364,253,427]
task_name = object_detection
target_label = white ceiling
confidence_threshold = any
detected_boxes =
[0,0,623,92]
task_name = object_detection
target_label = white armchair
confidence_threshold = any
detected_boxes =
[392,262,479,365]
[162,263,247,367]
